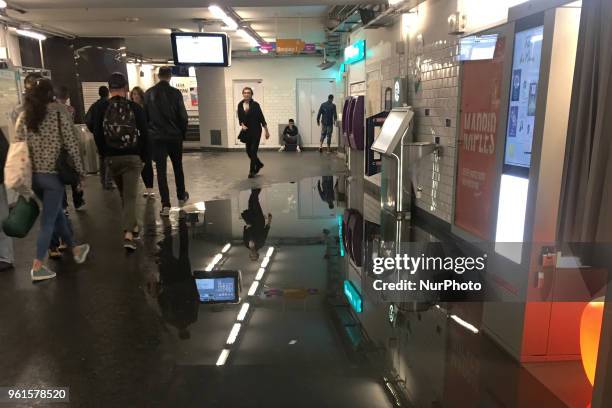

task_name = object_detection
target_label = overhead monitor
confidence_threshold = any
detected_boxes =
[503,23,544,176]
[459,34,499,61]
[371,108,414,155]
[171,32,231,67]
[194,270,241,304]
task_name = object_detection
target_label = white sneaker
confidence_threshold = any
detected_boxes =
[297,146,301,152]
[279,146,285,152]
[31,265,57,282]
[73,244,90,264]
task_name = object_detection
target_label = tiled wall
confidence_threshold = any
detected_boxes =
[409,39,461,223]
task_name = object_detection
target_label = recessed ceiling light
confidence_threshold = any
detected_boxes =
[125,17,140,23]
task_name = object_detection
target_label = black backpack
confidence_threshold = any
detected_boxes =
[103,98,139,151]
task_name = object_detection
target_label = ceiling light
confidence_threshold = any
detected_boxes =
[389,0,404,5]
[255,268,265,281]
[15,29,47,41]
[261,257,270,268]
[216,349,230,366]
[450,314,479,334]
[237,303,250,321]
[209,5,238,30]
[248,281,259,296]
[222,243,232,254]
[265,247,275,257]
[237,29,258,47]
[0,1,7,9]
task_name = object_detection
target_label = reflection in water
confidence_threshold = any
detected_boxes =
[317,176,336,209]
[149,219,198,340]
[241,188,272,261]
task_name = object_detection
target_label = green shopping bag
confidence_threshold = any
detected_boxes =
[2,195,40,238]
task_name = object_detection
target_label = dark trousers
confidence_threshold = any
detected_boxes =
[154,140,186,208]
[141,159,154,189]
[245,137,262,174]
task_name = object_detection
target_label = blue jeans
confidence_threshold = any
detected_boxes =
[320,124,333,145]
[32,173,74,260]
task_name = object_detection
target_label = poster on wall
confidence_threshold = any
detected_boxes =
[454,38,506,240]
[503,25,544,171]
[170,77,199,111]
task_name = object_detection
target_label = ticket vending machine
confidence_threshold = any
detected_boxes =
[451,5,604,399]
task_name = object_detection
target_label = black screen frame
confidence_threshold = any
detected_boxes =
[193,269,241,304]
[171,32,230,67]
[501,12,545,179]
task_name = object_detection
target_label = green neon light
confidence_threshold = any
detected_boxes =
[344,40,365,64]
[338,215,345,256]
[344,280,363,313]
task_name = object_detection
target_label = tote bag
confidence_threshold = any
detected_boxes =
[4,140,32,195]
[2,195,39,238]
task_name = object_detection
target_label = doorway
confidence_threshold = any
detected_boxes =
[232,80,263,146]
[297,79,336,147]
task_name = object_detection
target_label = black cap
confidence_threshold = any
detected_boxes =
[108,72,127,90]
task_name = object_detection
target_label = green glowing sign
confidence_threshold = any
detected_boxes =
[344,280,363,313]
[344,40,365,64]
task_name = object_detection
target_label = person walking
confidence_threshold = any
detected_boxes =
[237,87,270,178]
[130,86,155,198]
[317,94,337,153]
[144,67,189,217]
[93,73,149,251]
[85,85,113,190]
[14,78,90,281]
[55,85,86,210]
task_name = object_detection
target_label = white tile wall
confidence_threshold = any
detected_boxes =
[408,39,461,223]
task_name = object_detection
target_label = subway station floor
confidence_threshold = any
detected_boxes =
[0,151,592,407]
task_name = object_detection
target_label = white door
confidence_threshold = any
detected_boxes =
[297,79,336,146]
[233,80,263,146]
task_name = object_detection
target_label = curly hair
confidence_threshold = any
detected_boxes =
[24,78,54,133]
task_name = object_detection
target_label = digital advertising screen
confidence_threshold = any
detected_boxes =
[503,25,544,173]
[171,33,230,66]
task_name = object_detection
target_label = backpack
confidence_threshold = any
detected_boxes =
[103,98,139,151]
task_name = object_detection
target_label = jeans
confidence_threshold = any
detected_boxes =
[107,155,142,232]
[154,140,186,208]
[245,137,262,174]
[282,133,302,148]
[0,185,14,264]
[320,125,333,145]
[32,173,74,261]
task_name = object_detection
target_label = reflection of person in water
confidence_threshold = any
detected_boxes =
[154,219,198,340]
[317,176,335,209]
[241,188,272,261]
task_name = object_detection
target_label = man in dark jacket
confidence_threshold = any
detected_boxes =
[86,86,113,190]
[92,72,149,250]
[316,94,337,153]
[145,66,189,217]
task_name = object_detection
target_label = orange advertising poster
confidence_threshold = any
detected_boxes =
[454,39,505,240]
[276,39,305,54]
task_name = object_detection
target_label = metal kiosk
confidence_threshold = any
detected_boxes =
[371,107,436,219]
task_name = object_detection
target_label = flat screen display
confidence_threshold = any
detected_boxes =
[171,33,230,66]
[503,25,544,172]
[371,109,414,155]
[459,34,498,61]
[194,270,240,303]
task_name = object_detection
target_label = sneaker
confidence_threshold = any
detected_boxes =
[297,146,301,152]
[278,146,285,152]
[48,248,62,259]
[178,191,190,207]
[58,239,68,251]
[160,207,171,217]
[31,265,56,282]
[123,238,137,251]
[73,244,90,264]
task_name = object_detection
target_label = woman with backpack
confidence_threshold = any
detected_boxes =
[14,78,90,281]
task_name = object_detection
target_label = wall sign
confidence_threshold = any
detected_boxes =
[343,280,363,313]
[344,40,365,65]
[454,37,506,240]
